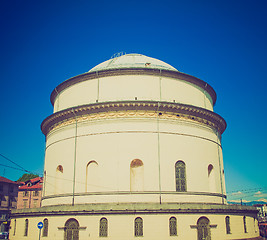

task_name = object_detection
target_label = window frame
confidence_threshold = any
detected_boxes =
[243,216,247,233]
[99,217,108,237]
[175,161,187,192]
[43,218,48,237]
[134,217,143,237]
[169,216,177,236]
[23,191,29,197]
[24,219,29,236]
[225,216,231,234]
[13,219,16,236]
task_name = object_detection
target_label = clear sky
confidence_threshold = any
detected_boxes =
[0,0,266,203]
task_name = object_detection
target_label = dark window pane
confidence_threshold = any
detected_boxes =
[169,217,177,236]
[99,218,108,237]
[135,217,143,237]
[175,161,187,192]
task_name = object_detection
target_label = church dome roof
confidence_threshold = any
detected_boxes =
[89,53,178,72]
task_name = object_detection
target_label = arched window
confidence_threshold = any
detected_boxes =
[175,161,186,192]
[225,216,231,234]
[99,217,108,237]
[169,217,177,236]
[197,217,211,240]
[86,161,99,192]
[13,219,16,236]
[243,216,247,233]
[43,218,48,237]
[64,218,79,240]
[208,164,213,176]
[208,164,216,192]
[55,165,64,194]
[56,165,63,173]
[134,217,143,237]
[130,159,144,191]
[24,219,29,236]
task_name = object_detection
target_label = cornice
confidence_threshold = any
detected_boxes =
[41,101,226,136]
[50,68,217,106]
[42,190,226,200]
[11,202,257,218]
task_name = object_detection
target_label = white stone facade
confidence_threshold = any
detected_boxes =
[10,205,259,240]
[10,54,260,240]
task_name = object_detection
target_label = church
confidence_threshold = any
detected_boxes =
[11,53,260,239]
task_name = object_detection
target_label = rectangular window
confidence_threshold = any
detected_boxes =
[9,186,13,193]
[33,191,39,197]
[33,200,37,208]
[23,191,29,197]
[23,200,27,208]
[8,197,12,207]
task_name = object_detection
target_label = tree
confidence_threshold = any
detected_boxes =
[17,173,39,182]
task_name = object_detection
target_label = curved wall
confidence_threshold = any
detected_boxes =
[10,204,260,240]
[11,57,261,240]
[11,203,260,240]
[53,73,214,113]
[42,112,225,206]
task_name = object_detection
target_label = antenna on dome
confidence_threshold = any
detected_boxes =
[111,52,126,59]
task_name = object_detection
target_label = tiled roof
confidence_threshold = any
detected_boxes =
[19,177,43,190]
[0,176,19,185]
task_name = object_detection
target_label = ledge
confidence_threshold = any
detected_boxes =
[11,202,258,218]
[50,68,217,106]
[42,190,226,200]
[41,100,226,135]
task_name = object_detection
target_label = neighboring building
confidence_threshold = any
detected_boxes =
[255,204,267,222]
[0,176,18,233]
[11,54,260,239]
[17,177,43,209]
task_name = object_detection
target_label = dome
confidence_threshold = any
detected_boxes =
[89,53,178,72]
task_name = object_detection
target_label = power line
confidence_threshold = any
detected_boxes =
[0,163,42,177]
[227,190,267,201]
[0,153,31,173]
[0,153,42,177]
[45,174,114,190]
[0,163,27,172]
[227,187,267,194]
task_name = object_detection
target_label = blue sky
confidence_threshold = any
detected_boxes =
[0,0,266,203]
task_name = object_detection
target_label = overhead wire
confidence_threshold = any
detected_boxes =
[0,153,32,173]
[45,173,115,191]
[0,153,41,176]
[0,163,29,172]
[227,187,267,194]
[227,188,267,201]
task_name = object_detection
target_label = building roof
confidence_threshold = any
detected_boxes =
[89,53,178,72]
[19,177,43,190]
[0,176,18,185]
